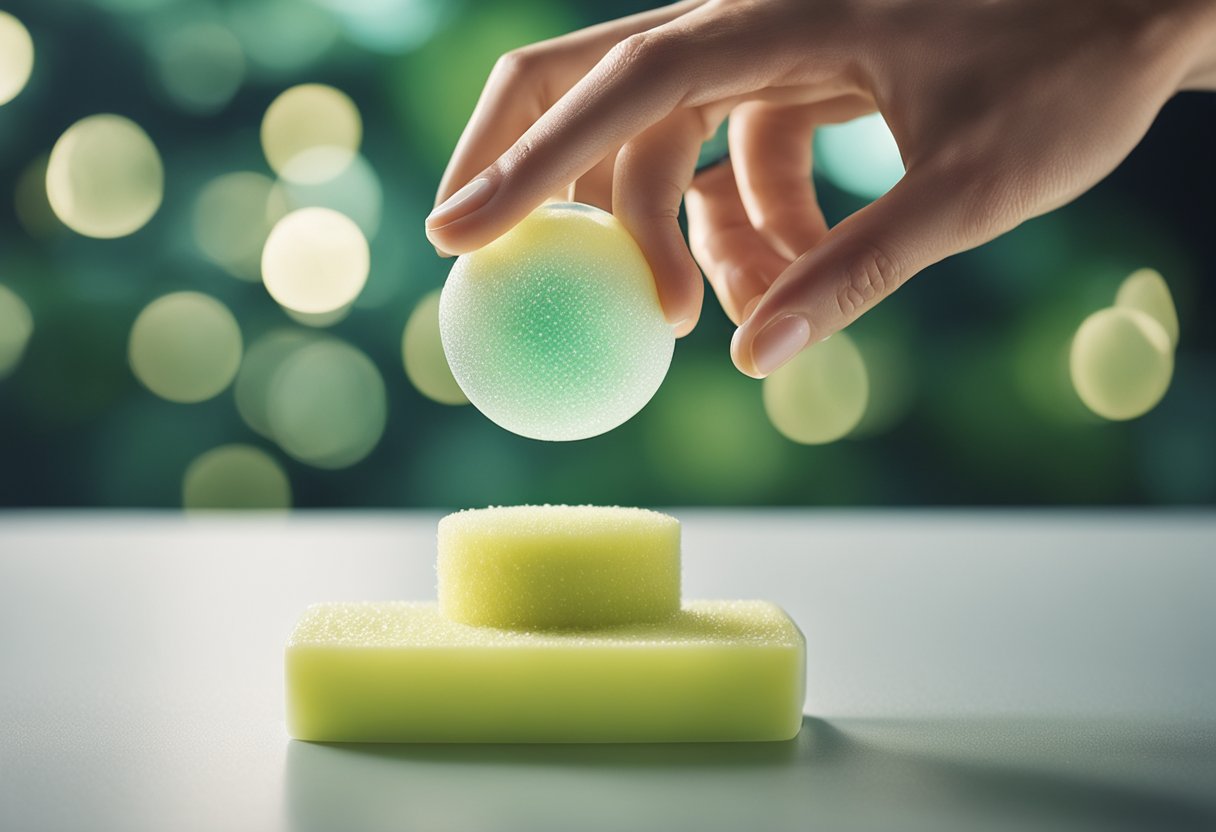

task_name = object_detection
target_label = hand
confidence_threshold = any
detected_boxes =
[425,0,1216,377]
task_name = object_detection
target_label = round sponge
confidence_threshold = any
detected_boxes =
[439,202,675,441]
[437,505,681,631]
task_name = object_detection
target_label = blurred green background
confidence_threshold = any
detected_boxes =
[0,0,1213,509]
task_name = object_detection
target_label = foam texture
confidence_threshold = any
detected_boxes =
[286,600,805,743]
[438,505,680,630]
[439,202,674,441]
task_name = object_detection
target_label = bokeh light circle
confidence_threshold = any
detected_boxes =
[182,444,291,510]
[280,151,382,238]
[235,329,315,438]
[0,12,34,106]
[0,284,34,379]
[194,172,288,281]
[46,114,164,239]
[440,202,674,441]
[762,332,869,444]
[1115,268,1179,348]
[815,113,905,201]
[154,22,245,115]
[1069,307,1172,421]
[228,1,339,75]
[262,207,369,313]
[284,303,353,328]
[260,84,361,183]
[318,0,448,54]
[403,290,467,405]
[267,338,387,468]
[128,292,243,403]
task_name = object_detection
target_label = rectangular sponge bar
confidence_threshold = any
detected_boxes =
[438,505,680,629]
[286,600,805,743]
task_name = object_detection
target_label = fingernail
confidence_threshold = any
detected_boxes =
[750,313,811,376]
[426,177,495,229]
[740,295,762,322]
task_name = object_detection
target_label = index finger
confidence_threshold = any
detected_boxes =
[434,0,707,210]
[426,8,760,254]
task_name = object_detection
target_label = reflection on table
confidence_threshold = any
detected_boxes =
[286,717,1216,832]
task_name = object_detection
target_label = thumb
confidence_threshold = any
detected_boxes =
[730,169,1005,378]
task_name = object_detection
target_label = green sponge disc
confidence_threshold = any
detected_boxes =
[439,202,674,441]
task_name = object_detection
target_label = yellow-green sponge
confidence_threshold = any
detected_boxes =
[285,601,805,743]
[437,505,680,630]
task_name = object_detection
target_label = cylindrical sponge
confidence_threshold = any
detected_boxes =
[438,505,680,630]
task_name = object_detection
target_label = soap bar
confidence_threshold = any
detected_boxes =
[438,505,680,629]
[438,202,675,441]
[285,601,805,743]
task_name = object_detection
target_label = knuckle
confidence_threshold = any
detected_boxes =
[607,31,671,73]
[503,138,535,174]
[834,244,902,320]
[492,47,543,82]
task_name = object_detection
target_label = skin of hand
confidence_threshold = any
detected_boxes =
[425,0,1216,378]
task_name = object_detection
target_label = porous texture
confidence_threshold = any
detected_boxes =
[439,202,674,441]
[285,601,805,743]
[438,505,680,630]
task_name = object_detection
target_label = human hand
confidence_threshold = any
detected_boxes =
[425,0,1216,377]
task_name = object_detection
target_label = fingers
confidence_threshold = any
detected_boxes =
[730,166,1013,378]
[728,101,828,261]
[434,0,708,212]
[426,7,760,254]
[570,149,618,210]
[685,161,791,325]
[433,51,547,216]
[613,110,712,335]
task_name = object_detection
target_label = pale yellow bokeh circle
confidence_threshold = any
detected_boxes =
[46,114,164,239]
[0,12,34,106]
[1115,268,1179,348]
[260,84,361,184]
[284,303,353,328]
[403,290,467,405]
[0,284,34,379]
[183,444,291,510]
[235,329,315,439]
[193,172,288,281]
[1069,307,1172,421]
[261,207,369,314]
[129,292,243,403]
[280,150,382,238]
[266,338,387,469]
[762,332,869,445]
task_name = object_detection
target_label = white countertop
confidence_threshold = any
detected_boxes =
[1,510,1214,831]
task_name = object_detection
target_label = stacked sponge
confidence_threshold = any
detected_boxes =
[285,506,805,743]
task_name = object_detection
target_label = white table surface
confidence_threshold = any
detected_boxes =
[1,510,1214,832]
